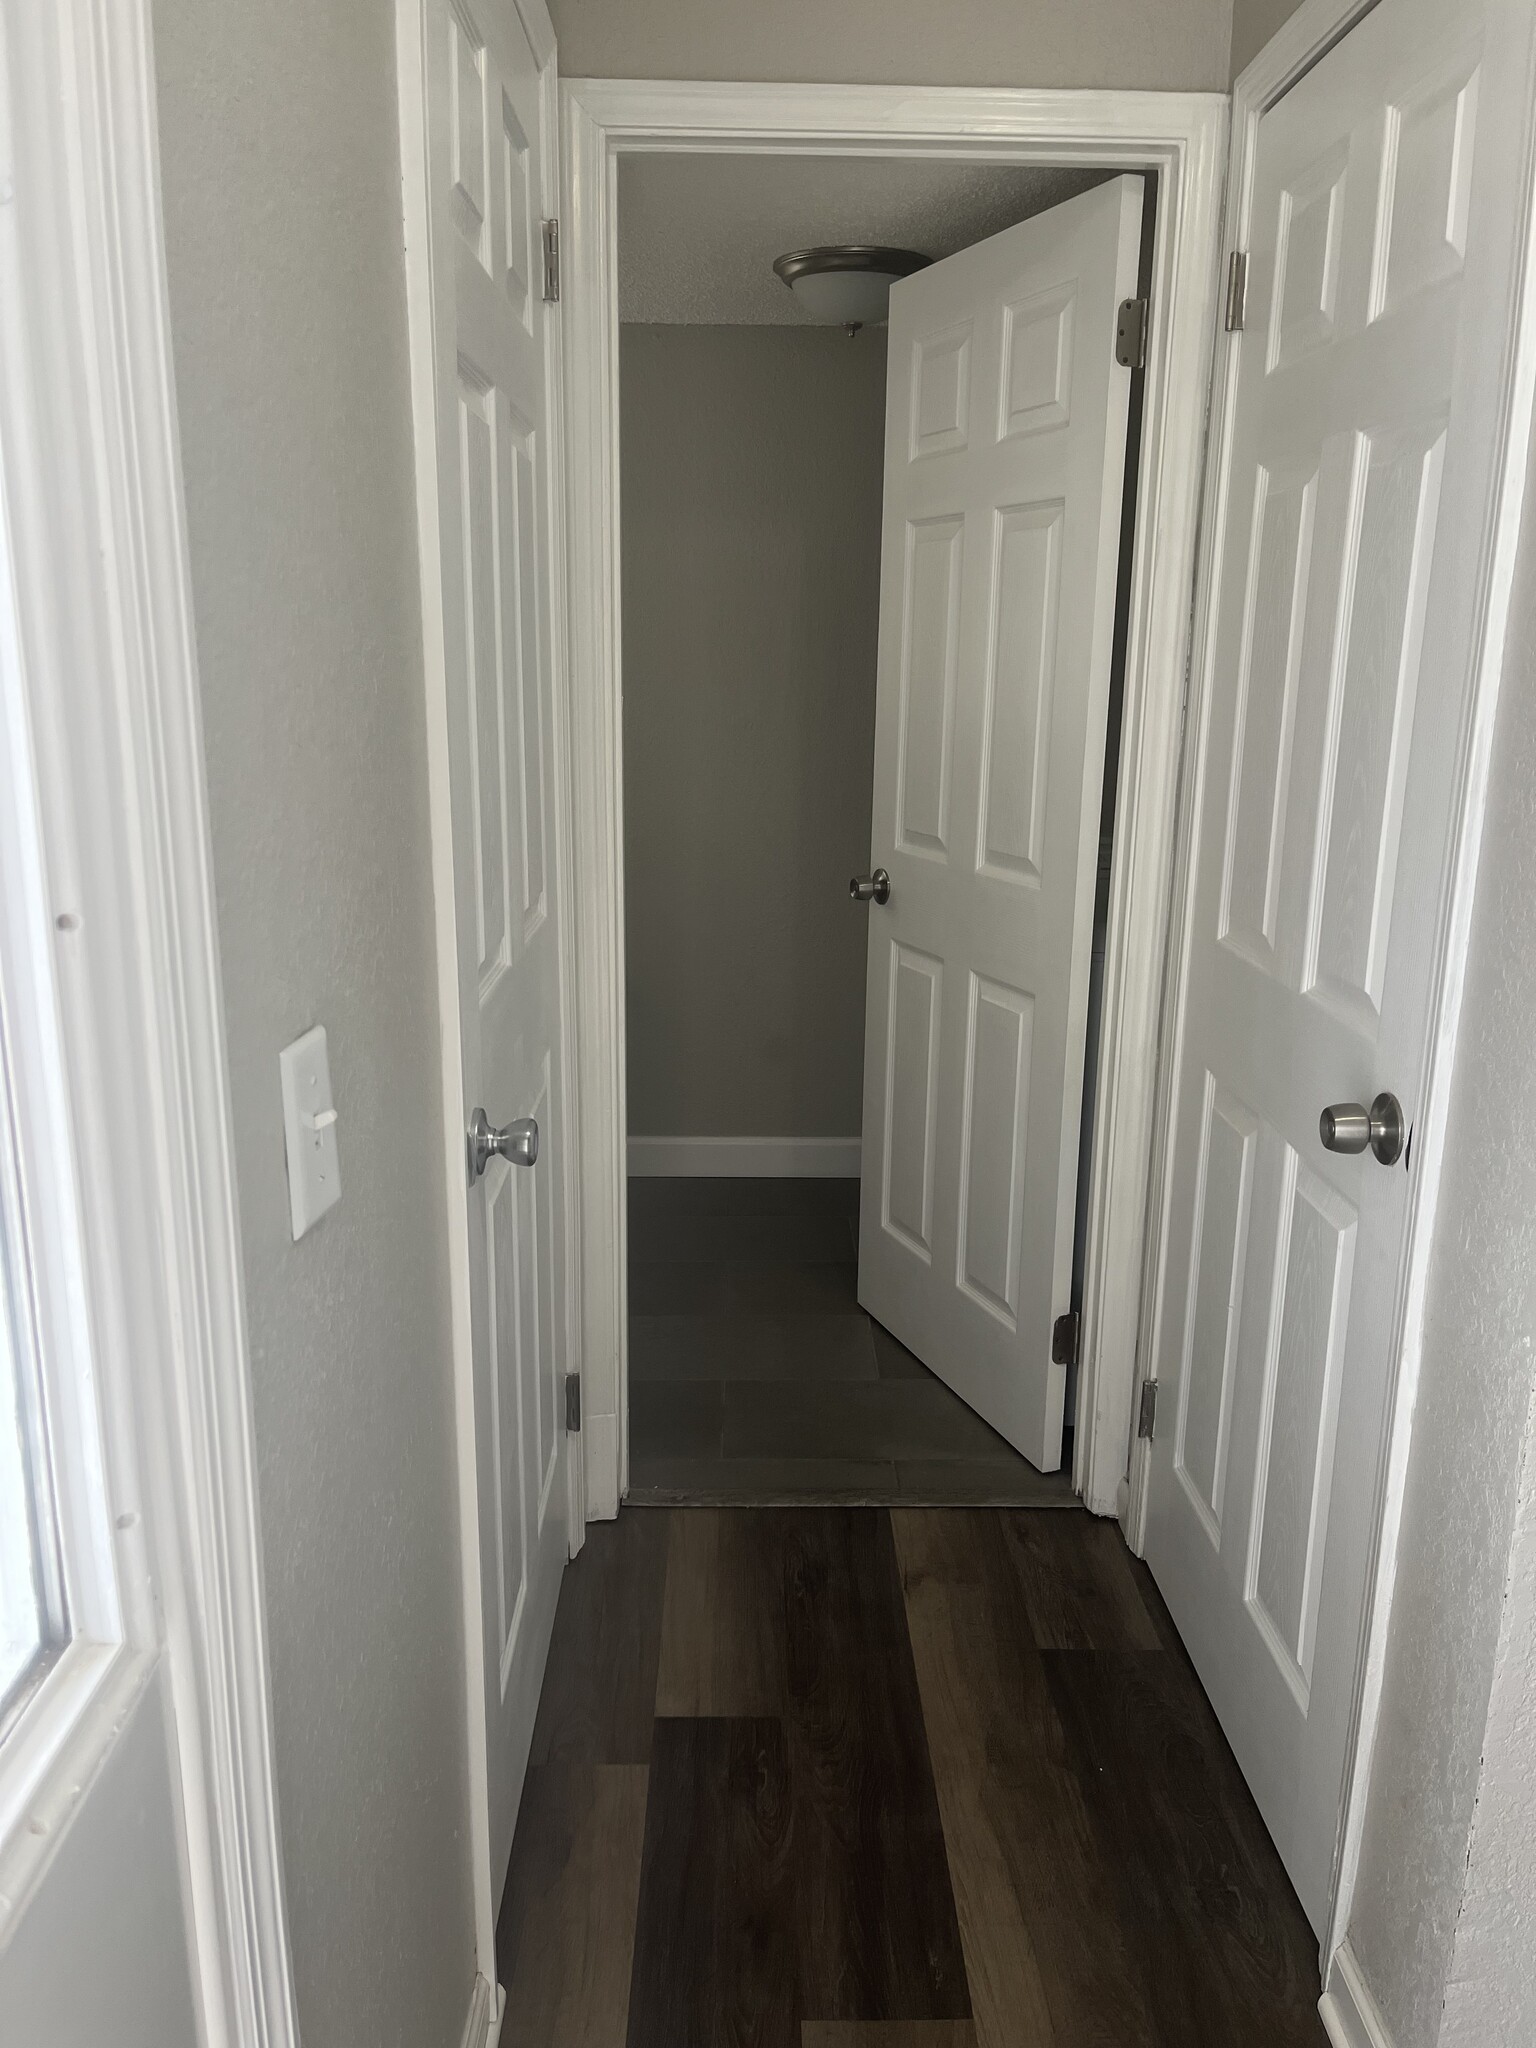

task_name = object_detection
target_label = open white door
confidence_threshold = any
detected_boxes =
[401,0,573,1908]
[857,178,1143,1473]
[1144,0,1536,1936]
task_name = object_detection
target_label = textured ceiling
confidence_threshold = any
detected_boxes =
[618,154,1112,325]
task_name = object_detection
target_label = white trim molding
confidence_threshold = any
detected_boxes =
[0,3,299,2043]
[1129,0,1536,1991]
[1320,1941,1395,2048]
[459,1972,506,2048]
[561,76,1228,1524]
[628,1136,862,1178]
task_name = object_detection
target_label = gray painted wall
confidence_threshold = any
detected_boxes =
[1229,0,1303,76]
[1341,435,1536,2047]
[621,325,886,1140]
[1440,1377,1536,2048]
[151,6,476,2047]
[551,0,1234,93]
[2,1674,200,2048]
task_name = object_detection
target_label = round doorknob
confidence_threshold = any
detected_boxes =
[1319,1092,1404,1167]
[468,1107,538,1180]
[850,868,890,905]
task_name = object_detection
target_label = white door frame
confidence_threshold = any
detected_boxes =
[1,3,298,2043]
[559,77,1228,1519]
[396,0,585,2015]
[1126,0,1536,1996]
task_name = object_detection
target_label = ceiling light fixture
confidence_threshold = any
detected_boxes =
[771,244,931,335]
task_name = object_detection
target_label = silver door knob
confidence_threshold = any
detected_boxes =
[468,1107,538,1179]
[1319,1092,1404,1166]
[850,868,890,905]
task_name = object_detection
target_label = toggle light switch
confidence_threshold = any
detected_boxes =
[279,1025,342,1240]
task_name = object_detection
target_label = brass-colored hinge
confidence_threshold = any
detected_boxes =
[542,217,560,303]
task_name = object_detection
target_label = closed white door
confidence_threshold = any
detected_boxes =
[857,178,1143,1473]
[1144,0,1531,1934]
[409,0,572,1898]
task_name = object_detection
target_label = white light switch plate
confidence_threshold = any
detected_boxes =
[279,1025,341,1240]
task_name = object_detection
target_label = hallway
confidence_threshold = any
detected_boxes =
[497,1505,1327,2046]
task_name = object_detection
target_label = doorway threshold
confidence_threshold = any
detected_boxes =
[629,1467,1077,1508]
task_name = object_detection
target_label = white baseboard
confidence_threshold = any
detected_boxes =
[628,1135,861,1178]
[1320,1940,1394,2048]
[461,1974,504,2048]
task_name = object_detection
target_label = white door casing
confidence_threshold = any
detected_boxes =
[399,0,574,1922]
[857,178,1144,1474]
[559,85,1226,1524]
[1143,0,1536,1937]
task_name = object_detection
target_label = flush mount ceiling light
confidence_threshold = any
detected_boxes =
[772,244,931,333]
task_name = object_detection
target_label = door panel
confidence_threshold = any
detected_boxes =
[1249,1156,1355,1705]
[858,177,1144,1472]
[956,974,1034,1325]
[978,502,1061,884]
[1220,461,1314,971]
[418,0,570,1903]
[1172,1077,1256,1539]
[1304,425,1444,1025]
[896,518,962,855]
[883,945,943,1258]
[1144,0,1534,1934]
[1001,283,1075,436]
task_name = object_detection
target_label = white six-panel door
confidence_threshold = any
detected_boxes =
[408,0,571,1903]
[1144,0,1533,1935]
[857,178,1143,1473]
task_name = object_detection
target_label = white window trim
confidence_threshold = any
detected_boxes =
[557,77,1229,1520]
[0,523,139,1913]
[0,5,299,2044]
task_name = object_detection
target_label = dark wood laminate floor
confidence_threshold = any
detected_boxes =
[497,1506,1327,2048]
[627,1177,1073,1506]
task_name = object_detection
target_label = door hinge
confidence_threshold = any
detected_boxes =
[1225,249,1248,333]
[1138,1378,1159,1440]
[1115,296,1149,370]
[542,217,560,303]
[1051,1311,1080,1369]
[564,1371,581,1432]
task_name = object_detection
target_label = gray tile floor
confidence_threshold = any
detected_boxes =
[627,1176,1075,1506]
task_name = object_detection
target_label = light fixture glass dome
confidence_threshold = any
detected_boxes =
[772,245,931,331]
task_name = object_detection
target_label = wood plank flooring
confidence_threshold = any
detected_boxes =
[627,1178,1073,1506]
[498,1506,1327,2048]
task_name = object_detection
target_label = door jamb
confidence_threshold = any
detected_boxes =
[559,78,1228,1519]
[1125,0,1536,1986]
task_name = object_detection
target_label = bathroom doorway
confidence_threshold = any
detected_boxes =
[617,154,1146,1501]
